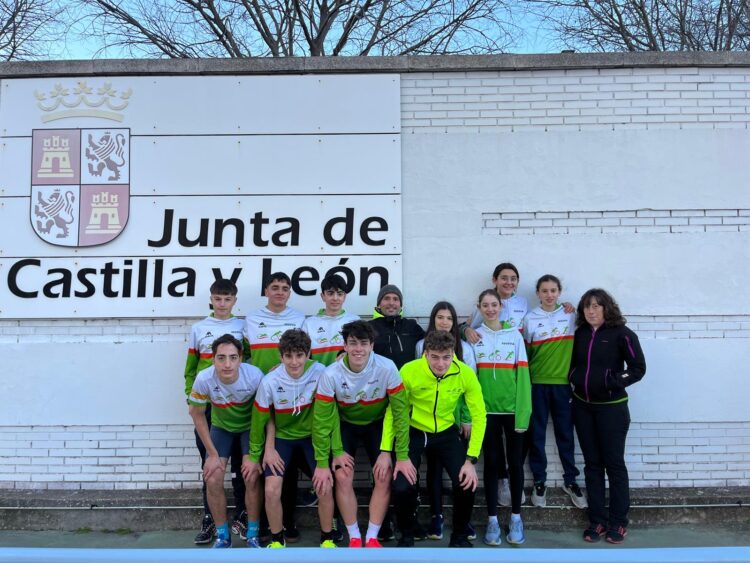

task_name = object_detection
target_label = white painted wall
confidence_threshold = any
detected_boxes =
[0,63,749,490]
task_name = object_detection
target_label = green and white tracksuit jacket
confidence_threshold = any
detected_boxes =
[249,360,326,462]
[522,305,575,385]
[472,323,531,431]
[312,353,410,467]
[184,315,249,398]
[302,309,360,366]
[244,306,305,374]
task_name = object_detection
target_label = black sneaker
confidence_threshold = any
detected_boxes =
[231,510,247,540]
[397,535,414,548]
[284,526,301,543]
[427,514,444,540]
[465,522,477,541]
[194,514,216,545]
[330,518,344,543]
[377,521,395,542]
[606,526,627,544]
[449,533,473,548]
[413,521,427,541]
[583,523,606,543]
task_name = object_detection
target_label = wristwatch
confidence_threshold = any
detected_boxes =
[466,456,478,465]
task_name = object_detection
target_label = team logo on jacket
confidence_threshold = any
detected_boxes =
[31,128,130,247]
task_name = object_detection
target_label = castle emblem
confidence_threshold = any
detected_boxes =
[30,128,130,247]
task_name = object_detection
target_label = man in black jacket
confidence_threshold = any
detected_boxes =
[368,284,425,369]
[367,284,426,543]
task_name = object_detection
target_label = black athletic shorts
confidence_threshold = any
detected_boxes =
[339,418,384,468]
[264,436,315,478]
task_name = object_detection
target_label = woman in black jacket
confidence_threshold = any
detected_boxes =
[569,288,646,545]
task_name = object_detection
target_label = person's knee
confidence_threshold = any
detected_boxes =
[265,477,283,502]
[244,470,260,488]
[373,470,390,488]
[334,469,353,489]
[206,469,226,489]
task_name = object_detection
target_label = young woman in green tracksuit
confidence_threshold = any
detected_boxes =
[471,289,531,546]
[523,275,587,510]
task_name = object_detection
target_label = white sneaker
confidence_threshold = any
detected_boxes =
[498,479,511,506]
[499,479,526,506]
[531,482,547,508]
[562,482,588,509]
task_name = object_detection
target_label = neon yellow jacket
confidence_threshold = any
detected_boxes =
[382,356,487,458]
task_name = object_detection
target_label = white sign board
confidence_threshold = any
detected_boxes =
[0,75,402,318]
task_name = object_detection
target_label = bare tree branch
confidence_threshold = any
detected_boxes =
[74,0,519,57]
[532,0,750,52]
[0,0,66,60]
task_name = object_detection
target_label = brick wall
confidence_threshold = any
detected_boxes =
[401,68,750,133]
[3,421,749,491]
[482,209,750,236]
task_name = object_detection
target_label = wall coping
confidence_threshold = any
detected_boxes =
[3,52,750,78]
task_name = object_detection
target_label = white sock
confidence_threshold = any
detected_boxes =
[488,515,498,524]
[346,522,361,540]
[365,521,381,541]
[511,513,521,522]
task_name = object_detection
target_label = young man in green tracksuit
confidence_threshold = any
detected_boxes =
[246,329,337,549]
[386,330,487,548]
[188,334,264,548]
[311,320,415,548]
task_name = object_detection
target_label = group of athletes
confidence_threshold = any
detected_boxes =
[184,263,646,549]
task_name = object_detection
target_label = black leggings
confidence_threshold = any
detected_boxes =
[393,426,474,538]
[483,414,524,515]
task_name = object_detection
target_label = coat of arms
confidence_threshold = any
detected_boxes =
[30,128,130,247]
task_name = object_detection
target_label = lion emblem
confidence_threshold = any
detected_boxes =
[35,189,76,238]
[86,131,126,181]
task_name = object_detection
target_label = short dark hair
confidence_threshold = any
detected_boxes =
[265,272,291,289]
[321,274,348,293]
[576,288,626,329]
[210,278,238,296]
[341,320,375,343]
[211,333,243,355]
[536,274,562,292]
[492,262,520,280]
[424,330,455,353]
[279,329,311,356]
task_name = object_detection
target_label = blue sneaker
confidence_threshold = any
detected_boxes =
[483,519,501,546]
[246,537,262,548]
[213,536,232,548]
[507,517,525,545]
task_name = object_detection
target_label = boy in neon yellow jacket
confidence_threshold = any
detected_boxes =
[383,330,486,548]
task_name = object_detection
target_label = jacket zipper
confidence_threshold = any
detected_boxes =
[433,378,440,433]
[584,328,596,402]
